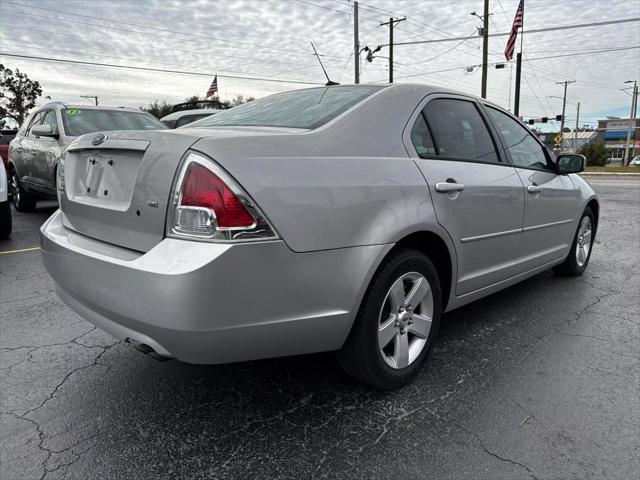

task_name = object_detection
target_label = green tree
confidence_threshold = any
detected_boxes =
[0,64,42,128]
[578,142,608,167]
[141,100,174,119]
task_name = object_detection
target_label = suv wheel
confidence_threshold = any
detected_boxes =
[9,168,37,212]
[338,249,442,389]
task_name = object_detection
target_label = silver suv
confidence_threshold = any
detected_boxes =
[8,102,166,211]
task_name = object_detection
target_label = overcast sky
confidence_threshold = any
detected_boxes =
[0,0,639,130]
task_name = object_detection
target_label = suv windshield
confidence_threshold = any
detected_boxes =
[188,85,385,130]
[61,108,167,136]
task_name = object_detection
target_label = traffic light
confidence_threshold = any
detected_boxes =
[555,114,563,122]
[541,117,548,123]
[528,119,535,125]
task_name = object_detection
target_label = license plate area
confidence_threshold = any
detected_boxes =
[66,150,143,211]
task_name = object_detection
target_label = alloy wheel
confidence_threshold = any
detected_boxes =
[378,272,434,369]
[575,216,592,267]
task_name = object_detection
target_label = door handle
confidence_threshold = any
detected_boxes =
[527,185,543,194]
[435,181,465,193]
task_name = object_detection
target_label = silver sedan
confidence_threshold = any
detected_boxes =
[41,84,598,388]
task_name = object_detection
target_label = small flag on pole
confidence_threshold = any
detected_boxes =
[206,75,218,98]
[504,0,524,61]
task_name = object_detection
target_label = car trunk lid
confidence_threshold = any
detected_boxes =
[60,130,200,252]
[59,127,305,252]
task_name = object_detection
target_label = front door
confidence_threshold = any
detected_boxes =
[483,105,579,271]
[407,96,525,296]
[30,109,63,194]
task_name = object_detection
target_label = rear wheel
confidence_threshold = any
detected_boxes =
[554,207,595,276]
[9,168,37,212]
[338,249,442,389]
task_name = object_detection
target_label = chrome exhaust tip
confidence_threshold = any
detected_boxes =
[126,338,173,362]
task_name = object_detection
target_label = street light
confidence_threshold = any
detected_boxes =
[549,95,576,105]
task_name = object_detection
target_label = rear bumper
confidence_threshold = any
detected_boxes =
[41,210,389,364]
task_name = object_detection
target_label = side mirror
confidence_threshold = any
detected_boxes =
[31,124,56,138]
[556,154,586,174]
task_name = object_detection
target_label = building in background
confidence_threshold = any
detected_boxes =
[535,131,595,153]
[594,118,640,161]
[560,131,596,152]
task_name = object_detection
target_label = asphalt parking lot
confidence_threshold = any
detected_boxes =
[1,177,638,480]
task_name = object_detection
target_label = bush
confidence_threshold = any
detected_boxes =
[578,143,608,167]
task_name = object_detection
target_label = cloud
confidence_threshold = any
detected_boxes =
[0,0,638,128]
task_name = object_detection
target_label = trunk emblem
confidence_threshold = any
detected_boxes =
[146,201,159,208]
[91,133,107,146]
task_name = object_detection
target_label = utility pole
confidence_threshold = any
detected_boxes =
[380,16,406,83]
[354,1,359,84]
[556,80,575,148]
[574,101,580,152]
[481,0,489,99]
[622,80,638,166]
[81,95,98,106]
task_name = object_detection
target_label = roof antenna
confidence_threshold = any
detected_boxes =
[311,42,340,86]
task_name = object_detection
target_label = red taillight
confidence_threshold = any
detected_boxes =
[180,163,254,228]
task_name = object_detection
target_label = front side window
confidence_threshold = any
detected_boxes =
[486,107,552,170]
[189,85,385,130]
[61,109,167,137]
[423,98,499,163]
[26,112,44,138]
[40,110,59,136]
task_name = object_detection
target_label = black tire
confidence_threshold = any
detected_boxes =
[554,206,595,276]
[338,249,442,389]
[0,201,11,238]
[9,167,37,212]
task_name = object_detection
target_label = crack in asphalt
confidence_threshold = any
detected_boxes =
[453,421,540,480]
[18,342,117,419]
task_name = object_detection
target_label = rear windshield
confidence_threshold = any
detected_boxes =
[62,109,167,136]
[0,132,16,144]
[188,85,385,130]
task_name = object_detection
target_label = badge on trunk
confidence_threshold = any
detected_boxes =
[91,133,107,146]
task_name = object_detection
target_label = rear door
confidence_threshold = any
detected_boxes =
[483,105,579,271]
[406,95,525,296]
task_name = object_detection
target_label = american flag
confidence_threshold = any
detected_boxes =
[504,0,524,61]
[206,75,218,98]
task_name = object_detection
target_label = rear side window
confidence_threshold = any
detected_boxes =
[422,98,499,163]
[410,113,436,157]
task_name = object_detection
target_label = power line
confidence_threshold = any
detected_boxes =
[391,17,640,46]
[0,52,323,86]
[411,29,478,65]
[390,46,640,81]
[1,3,344,60]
